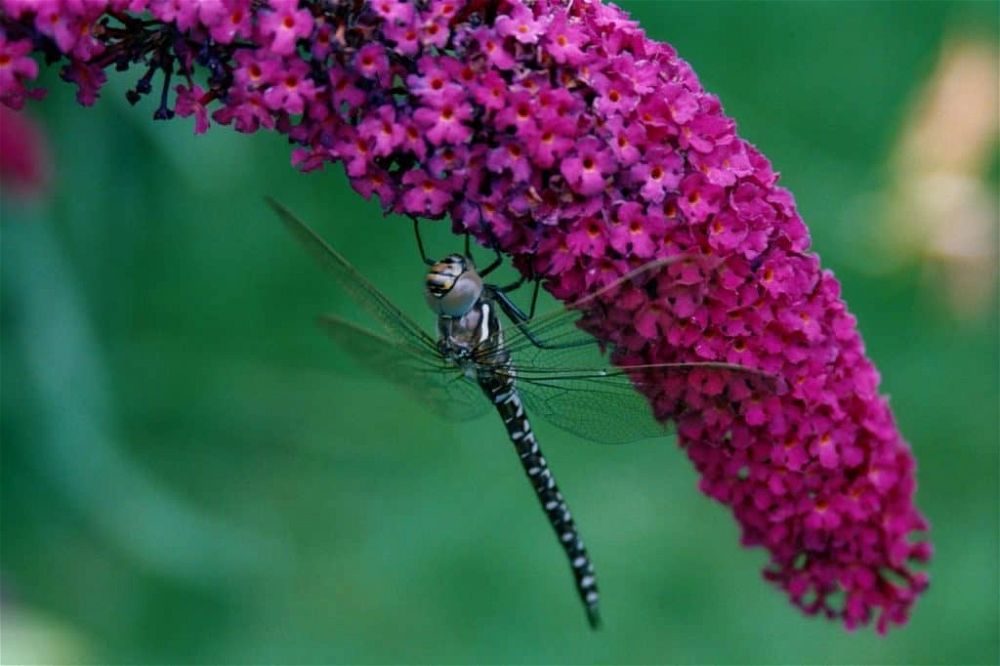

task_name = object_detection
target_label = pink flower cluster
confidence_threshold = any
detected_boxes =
[0,0,930,633]
[0,105,50,194]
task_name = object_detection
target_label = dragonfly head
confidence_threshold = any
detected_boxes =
[425,253,483,317]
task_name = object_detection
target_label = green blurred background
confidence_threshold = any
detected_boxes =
[2,1,997,663]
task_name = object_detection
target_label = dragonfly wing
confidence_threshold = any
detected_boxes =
[515,360,771,445]
[320,315,490,422]
[484,256,774,443]
[267,198,438,357]
[517,371,671,444]
[499,256,687,356]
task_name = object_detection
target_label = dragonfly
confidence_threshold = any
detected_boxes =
[268,198,769,629]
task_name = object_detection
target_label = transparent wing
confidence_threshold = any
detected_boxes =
[267,198,438,356]
[516,372,672,445]
[513,350,766,445]
[480,258,776,444]
[498,257,684,356]
[319,315,490,422]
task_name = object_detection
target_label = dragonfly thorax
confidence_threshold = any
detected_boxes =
[425,253,484,317]
[437,300,487,355]
[436,299,508,374]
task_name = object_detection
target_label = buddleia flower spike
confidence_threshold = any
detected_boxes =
[3,0,931,633]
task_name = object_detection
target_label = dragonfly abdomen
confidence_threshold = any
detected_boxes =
[479,373,602,629]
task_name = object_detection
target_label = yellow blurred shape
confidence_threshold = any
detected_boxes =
[882,36,998,316]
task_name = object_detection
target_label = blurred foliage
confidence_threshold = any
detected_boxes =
[1,1,997,663]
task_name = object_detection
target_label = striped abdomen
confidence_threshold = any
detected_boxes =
[478,372,601,629]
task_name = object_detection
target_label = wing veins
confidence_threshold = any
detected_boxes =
[317,315,489,422]
[268,197,437,355]
[495,256,687,354]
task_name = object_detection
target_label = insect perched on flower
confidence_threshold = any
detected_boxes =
[269,198,772,627]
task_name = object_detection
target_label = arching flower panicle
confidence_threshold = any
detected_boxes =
[0,0,930,635]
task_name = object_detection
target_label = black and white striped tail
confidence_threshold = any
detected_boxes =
[480,375,601,629]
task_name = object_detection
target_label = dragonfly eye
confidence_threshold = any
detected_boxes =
[425,254,483,316]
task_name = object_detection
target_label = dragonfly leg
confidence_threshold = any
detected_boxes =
[409,215,436,266]
[492,288,529,323]
[470,204,505,278]
[490,274,542,321]
[490,285,593,351]
[495,273,528,294]
[478,244,503,278]
[528,277,540,319]
[496,277,541,320]
[481,377,602,629]
[495,265,540,307]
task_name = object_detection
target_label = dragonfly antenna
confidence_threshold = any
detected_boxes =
[410,215,435,266]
